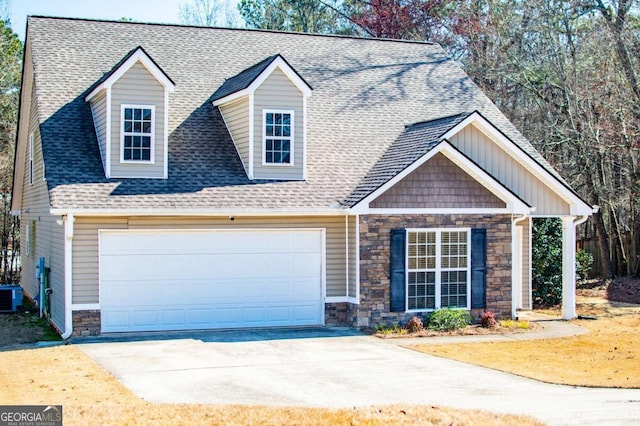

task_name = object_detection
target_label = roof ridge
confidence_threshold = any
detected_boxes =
[26,15,438,46]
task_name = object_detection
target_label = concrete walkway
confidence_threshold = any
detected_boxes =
[78,321,640,426]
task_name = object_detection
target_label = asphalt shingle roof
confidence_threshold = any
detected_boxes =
[211,54,278,101]
[25,16,561,211]
[344,112,472,206]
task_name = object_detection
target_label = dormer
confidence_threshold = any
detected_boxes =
[212,55,312,180]
[85,46,175,179]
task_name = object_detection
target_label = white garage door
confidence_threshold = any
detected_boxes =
[99,229,324,332]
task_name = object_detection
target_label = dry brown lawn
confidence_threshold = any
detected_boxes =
[410,296,640,388]
[0,345,540,426]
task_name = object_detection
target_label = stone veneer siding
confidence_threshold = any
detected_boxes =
[72,310,101,336]
[352,214,513,328]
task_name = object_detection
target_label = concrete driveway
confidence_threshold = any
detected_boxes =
[79,330,640,425]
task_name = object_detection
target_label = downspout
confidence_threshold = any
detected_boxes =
[511,214,529,319]
[61,214,74,339]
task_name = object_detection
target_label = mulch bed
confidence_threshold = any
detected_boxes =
[576,276,640,304]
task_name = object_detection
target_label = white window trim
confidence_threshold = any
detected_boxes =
[405,228,471,313]
[120,104,155,164]
[28,132,34,185]
[262,109,294,167]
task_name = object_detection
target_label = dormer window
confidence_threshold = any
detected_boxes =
[264,110,293,165]
[122,105,154,162]
[212,54,312,180]
[85,46,175,179]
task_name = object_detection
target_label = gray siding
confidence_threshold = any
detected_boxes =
[89,89,108,172]
[19,73,66,330]
[449,125,569,215]
[253,68,304,180]
[371,153,506,208]
[72,215,348,304]
[219,96,250,174]
[110,61,165,178]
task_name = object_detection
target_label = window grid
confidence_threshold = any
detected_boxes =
[122,106,153,162]
[406,229,470,311]
[264,111,292,164]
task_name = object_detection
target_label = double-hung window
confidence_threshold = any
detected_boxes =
[122,105,154,162]
[263,110,293,165]
[406,229,470,311]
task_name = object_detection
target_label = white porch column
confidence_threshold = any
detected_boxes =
[561,216,577,320]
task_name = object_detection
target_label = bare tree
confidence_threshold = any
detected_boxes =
[180,0,243,27]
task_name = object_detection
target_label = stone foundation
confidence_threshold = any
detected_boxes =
[354,214,513,329]
[72,310,101,336]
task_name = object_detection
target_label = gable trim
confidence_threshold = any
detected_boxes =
[85,47,175,102]
[105,87,112,178]
[443,112,593,215]
[351,141,531,215]
[212,56,312,107]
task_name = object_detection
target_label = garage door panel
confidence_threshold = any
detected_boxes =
[100,230,324,332]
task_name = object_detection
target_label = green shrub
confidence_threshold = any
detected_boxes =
[375,323,406,335]
[576,248,593,281]
[426,308,471,331]
[532,218,562,306]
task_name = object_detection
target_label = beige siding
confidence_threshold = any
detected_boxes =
[73,217,128,303]
[219,96,250,174]
[253,68,304,180]
[348,215,358,298]
[19,74,66,330]
[110,61,165,178]
[72,216,348,304]
[519,217,532,309]
[449,125,569,215]
[89,90,108,172]
[371,153,506,208]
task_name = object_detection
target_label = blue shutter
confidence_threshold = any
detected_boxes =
[390,229,406,312]
[470,229,487,309]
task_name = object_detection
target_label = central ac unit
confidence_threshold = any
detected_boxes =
[0,285,23,313]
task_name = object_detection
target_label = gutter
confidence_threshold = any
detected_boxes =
[61,214,74,340]
[50,207,350,217]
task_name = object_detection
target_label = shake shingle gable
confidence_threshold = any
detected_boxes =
[24,16,559,212]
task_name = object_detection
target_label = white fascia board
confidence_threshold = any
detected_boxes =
[212,56,312,107]
[351,141,531,214]
[212,87,252,107]
[444,112,593,215]
[367,208,517,215]
[85,48,175,102]
[50,207,349,217]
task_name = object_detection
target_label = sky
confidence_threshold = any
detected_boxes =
[9,0,190,40]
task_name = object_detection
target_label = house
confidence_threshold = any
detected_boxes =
[12,16,595,337]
